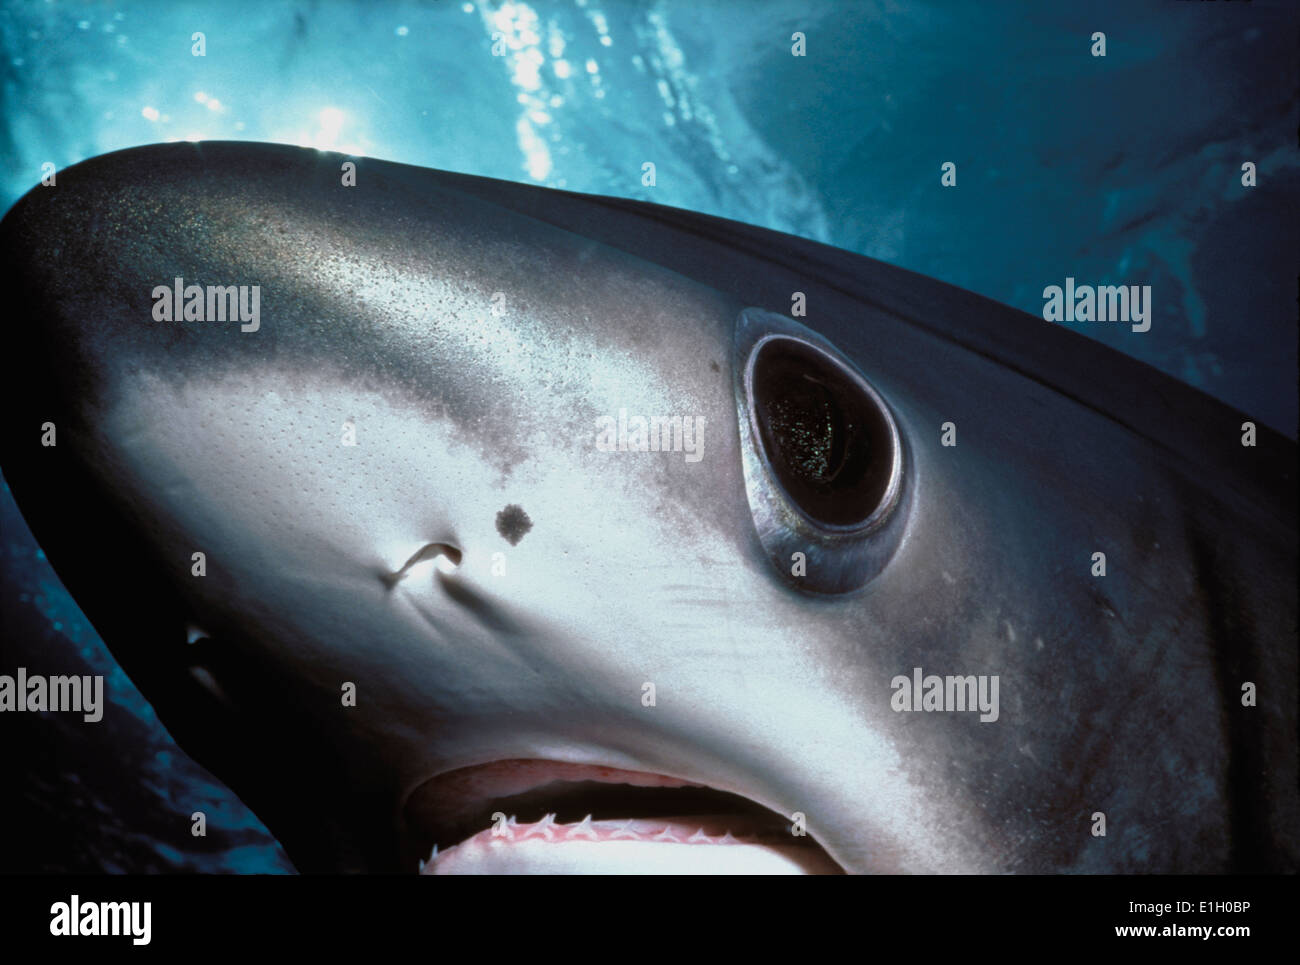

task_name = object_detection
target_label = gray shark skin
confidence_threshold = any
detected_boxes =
[0,141,1294,874]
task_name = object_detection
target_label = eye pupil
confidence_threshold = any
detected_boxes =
[751,339,893,527]
[767,380,840,481]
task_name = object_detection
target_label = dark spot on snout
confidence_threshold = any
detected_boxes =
[495,504,532,545]
[710,360,720,372]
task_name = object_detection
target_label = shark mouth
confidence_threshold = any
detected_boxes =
[403,760,844,875]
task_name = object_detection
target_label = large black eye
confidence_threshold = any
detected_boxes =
[751,338,895,527]
[734,309,910,594]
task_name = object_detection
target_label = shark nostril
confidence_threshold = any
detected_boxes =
[432,549,462,575]
[384,541,463,589]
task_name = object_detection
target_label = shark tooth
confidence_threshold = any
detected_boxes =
[652,826,681,843]
[610,820,640,840]
[687,827,711,844]
[566,814,599,840]
[521,813,557,841]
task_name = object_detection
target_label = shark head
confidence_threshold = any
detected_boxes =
[1,142,1295,874]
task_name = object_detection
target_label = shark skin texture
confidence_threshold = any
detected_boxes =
[0,141,1294,874]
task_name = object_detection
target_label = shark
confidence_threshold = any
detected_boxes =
[0,141,1294,874]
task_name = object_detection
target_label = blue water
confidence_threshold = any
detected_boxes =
[1,0,1296,872]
